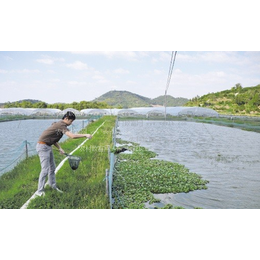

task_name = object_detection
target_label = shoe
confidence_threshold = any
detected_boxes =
[35,191,45,197]
[54,187,63,193]
[46,183,63,193]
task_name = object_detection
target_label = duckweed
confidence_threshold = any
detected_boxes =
[112,140,209,209]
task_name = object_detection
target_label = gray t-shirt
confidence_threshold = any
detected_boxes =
[38,120,69,146]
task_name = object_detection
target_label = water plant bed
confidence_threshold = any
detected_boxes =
[112,140,209,209]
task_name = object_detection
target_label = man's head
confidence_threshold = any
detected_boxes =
[62,111,76,125]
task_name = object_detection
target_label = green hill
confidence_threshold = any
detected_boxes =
[93,90,151,108]
[93,90,189,108]
[152,95,189,107]
[185,83,260,115]
[4,99,45,108]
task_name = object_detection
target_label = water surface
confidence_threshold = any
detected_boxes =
[117,120,260,209]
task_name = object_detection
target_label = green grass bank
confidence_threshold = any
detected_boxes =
[0,116,116,209]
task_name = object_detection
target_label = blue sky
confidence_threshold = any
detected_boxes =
[0,51,259,104]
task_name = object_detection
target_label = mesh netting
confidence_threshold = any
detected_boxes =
[118,109,139,117]
[68,155,81,170]
[178,107,219,117]
[0,108,61,116]
[0,107,219,117]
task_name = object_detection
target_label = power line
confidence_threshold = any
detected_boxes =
[165,51,177,94]
[164,51,177,119]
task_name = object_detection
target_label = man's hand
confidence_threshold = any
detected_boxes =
[59,148,65,154]
[85,134,93,139]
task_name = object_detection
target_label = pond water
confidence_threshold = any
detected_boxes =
[0,119,88,175]
[117,120,260,209]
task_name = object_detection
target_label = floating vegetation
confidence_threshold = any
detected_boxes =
[112,140,209,209]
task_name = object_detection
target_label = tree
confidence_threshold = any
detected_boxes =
[35,102,48,108]
[235,83,243,92]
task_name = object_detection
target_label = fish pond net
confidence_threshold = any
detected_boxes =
[178,107,219,117]
[67,155,81,170]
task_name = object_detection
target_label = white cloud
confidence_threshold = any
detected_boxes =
[154,69,163,75]
[36,56,65,65]
[36,58,54,64]
[49,78,61,82]
[68,81,87,86]
[114,68,130,74]
[199,52,242,64]
[4,56,13,61]
[97,79,109,84]
[0,69,40,74]
[92,74,104,80]
[16,69,40,73]
[177,51,255,65]
[126,80,137,85]
[158,52,172,62]
[93,76,109,84]
[0,80,16,86]
[70,51,142,61]
[66,61,88,70]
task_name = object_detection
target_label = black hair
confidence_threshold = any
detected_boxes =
[62,111,76,121]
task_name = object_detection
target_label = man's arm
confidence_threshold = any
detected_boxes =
[65,131,93,139]
[53,142,65,154]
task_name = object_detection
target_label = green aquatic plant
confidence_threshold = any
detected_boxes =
[112,140,209,209]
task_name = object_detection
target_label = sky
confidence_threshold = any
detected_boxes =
[1,51,260,104]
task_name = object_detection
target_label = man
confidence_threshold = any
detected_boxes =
[36,111,92,196]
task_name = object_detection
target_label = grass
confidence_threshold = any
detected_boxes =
[0,116,116,209]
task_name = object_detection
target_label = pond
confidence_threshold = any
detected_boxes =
[117,120,260,209]
[0,119,88,175]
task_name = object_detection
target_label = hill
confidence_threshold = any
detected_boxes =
[93,90,151,108]
[93,90,189,108]
[152,95,189,107]
[185,83,260,115]
[1,99,43,108]
[4,99,47,108]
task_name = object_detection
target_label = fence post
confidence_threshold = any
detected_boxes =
[109,152,115,209]
[105,169,109,196]
[25,140,29,159]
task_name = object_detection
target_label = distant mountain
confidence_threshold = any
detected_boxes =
[3,99,46,108]
[23,99,42,103]
[4,99,43,105]
[93,90,151,108]
[152,95,189,107]
[92,90,189,108]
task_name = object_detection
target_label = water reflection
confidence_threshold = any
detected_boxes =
[117,120,260,209]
